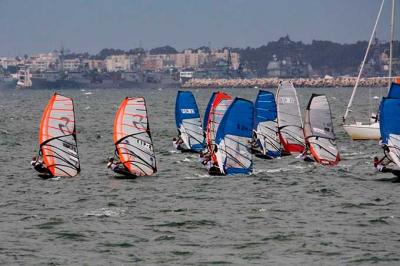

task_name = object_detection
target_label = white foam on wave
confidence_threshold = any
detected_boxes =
[184,174,213,180]
[84,208,126,217]
[84,92,93,95]
[183,158,191,162]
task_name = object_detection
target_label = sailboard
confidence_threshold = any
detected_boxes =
[276,81,305,153]
[38,93,80,177]
[253,90,281,158]
[114,97,157,176]
[205,92,232,161]
[215,98,254,174]
[304,94,340,165]
[175,91,204,152]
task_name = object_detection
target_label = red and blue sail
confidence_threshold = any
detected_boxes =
[215,98,254,175]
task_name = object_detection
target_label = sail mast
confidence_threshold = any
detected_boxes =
[343,0,385,122]
[388,0,396,88]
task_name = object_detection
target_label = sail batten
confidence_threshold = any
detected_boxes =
[114,97,157,176]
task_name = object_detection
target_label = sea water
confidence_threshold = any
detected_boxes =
[0,86,399,265]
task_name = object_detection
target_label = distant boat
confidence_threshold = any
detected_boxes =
[253,90,281,158]
[16,67,32,89]
[276,81,305,154]
[175,91,204,152]
[38,93,80,177]
[113,97,157,177]
[215,98,254,175]
[304,94,340,166]
[343,0,396,140]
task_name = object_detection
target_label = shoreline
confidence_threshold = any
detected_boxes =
[182,77,396,88]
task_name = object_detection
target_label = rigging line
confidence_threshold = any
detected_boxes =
[114,132,150,145]
[44,155,80,172]
[181,120,202,126]
[41,145,79,163]
[279,131,305,146]
[40,133,75,147]
[117,143,154,158]
[123,156,157,172]
[307,141,338,158]
[344,0,386,121]
[41,142,78,157]
[46,164,77,177]
[220,147,250,169]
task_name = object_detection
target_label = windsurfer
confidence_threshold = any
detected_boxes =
[373,156,392,173]
[296,149,314,162]
[107,157,134,176]
[31,155,52,176]
[173,137,184,151]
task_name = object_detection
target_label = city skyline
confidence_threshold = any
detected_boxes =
[0,0,398,56]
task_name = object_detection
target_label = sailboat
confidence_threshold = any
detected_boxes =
[276,81,305,154]
[175,91,204,152]
[253,90,281,158]
[215,98,254,175]
[38,93,80,177]
[205,92,232,161]
[113,97,157,177]
[16,67,32,89]
[379,92,400,167]
[304,94,340,166]
[343,0,396,140]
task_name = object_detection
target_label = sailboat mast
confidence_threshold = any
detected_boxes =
[388,0,396,88]
[343,0,385,122]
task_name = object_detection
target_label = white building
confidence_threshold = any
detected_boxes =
[63,59,81,71]
[0,57,20,69]
[105,55,134,72]
[27,52,59,72]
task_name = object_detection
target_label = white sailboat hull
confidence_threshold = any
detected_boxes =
[343,122,380,140]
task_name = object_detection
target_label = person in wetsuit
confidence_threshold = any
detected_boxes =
[31,155,53,177]
[173,137,184,151]
[107,157,135,177]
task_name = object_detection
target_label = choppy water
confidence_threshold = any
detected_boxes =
[1,86,400,265]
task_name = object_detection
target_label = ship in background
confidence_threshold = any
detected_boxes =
[1,47,180,89]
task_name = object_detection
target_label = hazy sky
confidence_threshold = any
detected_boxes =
[0,0,398,56]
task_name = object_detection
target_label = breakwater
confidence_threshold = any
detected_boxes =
[182,77,395,88]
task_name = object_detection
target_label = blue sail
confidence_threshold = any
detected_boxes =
[255,90,277,125]
[175,91,204,151]
[215,98,254,175]
[379,97,400,167]
[387,82,400,99]
[203,92,217,131]
[254,90,281,157]
[380,98,400,144]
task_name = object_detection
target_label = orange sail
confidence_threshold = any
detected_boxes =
[114,97,157,176]
[39,93,80,177]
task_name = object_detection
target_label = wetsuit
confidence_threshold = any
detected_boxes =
[31,160,52,176]
[108,162,137,177]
